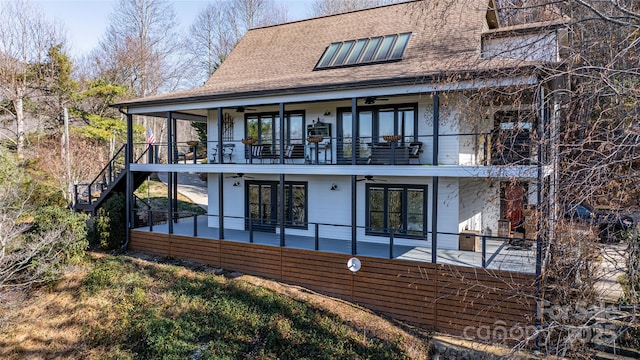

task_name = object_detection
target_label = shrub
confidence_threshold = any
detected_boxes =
[95,192,126,250]
[28,182,67,208]
[29,206,89,263]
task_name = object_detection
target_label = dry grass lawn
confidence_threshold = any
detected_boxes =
[0,252,431,359]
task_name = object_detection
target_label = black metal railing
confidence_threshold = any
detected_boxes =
[74,144,126,206]
[130,131,541,167]
[131,210,537,272]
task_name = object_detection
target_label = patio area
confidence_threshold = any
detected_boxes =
[135,216,537,274]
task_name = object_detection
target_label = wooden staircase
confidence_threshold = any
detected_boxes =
[73,145,150,214]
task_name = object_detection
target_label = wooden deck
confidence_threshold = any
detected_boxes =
[137,216,537,273]
[129,229,538,341]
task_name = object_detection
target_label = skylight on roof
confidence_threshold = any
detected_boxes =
[315,32,411,70]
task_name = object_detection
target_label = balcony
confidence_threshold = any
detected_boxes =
[131,131,537,168]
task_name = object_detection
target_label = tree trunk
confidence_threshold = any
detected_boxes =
[14,97,25,159]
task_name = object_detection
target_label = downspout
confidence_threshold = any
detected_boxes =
[120,107,133,251]
[535,84,545,348]
[279,103,285,247]
[218,108,224,239]
[431,92,439,264]
[172,116,178,223]
[351,98,358,255]
[167,112,174,234]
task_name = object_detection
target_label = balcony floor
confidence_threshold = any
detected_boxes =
[137,216,537,274]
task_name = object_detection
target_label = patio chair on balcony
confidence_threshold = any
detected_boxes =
[222,143,235,162]
[409,141,423,164]
[284,144,305,164]
[250,144,275,163]
[208,147,217,163]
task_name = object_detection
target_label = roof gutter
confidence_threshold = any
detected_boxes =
[111,64,546,110]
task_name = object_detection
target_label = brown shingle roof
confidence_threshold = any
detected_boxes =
[117,0,543,107]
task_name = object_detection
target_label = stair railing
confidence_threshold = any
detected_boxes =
[133,193,152,227]
[74,144,127,207]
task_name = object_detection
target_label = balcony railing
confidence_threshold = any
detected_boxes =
[131,131,539,167]
[131,209,537,273]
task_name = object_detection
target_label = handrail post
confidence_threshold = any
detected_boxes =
[248,210,254,243]
[74,184,78,205]
[193,143,197,164]
[483,133,489,166]
[149,209,153,231]
[389,229,395,259]
[193,214,198,237]
[482,235,487,268]
[314,223,319,250]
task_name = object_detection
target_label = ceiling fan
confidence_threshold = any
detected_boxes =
[363,96,389,105]
[356,175,384,182]
[235,106,256,113]
[226,173,254,179]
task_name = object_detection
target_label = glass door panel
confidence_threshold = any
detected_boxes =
[246,117,259,140]
[387,188,403,232]
[368,187,385,233]
[401,109,415,143]
[247,182,276,232]
[288,114,304,144]
[338,112,352,162]
[261,116,273,144]
[291,185,306,226]
[406,189,424,235]
[378,110,395,142]
[358,111,373,161]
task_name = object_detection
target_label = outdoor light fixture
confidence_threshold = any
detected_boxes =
[347,257,361,273]
[364,97,376,104]
[330,183,338,191]
[233,181,241,187]
[323,110,331,116]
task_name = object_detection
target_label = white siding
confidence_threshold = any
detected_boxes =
[436,178,460,249]
[483,32,559,62]
[458,178,489,232]
[436,101,460,165]
[481,182,501,236]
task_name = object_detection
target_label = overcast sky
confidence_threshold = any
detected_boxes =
[32,0,313,57]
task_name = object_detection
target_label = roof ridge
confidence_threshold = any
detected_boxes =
[249,0,423,32]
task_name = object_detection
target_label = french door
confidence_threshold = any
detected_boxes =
[246,182,277,232]
[245,181,308,232]
[337,110,372,164]
[337,105,417,164]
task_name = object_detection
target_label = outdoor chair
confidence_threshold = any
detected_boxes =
[409,141,423,164]
[284,144,305,163]
[222,143,235,162]
[208,147,217,163]
[284,144,295,163]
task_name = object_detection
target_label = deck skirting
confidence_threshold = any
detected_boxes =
[130,230,537,341]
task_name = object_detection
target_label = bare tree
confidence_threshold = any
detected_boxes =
[187,0,289,85]
[92,0,187,97]
[403,0,640,356]
[0,0,64,158]
[227,0,289,36]
[187,2,236,83]
[0,148,88,296]
[308,0,404,17]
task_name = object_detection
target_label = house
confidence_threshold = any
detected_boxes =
[85,0,568,341]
